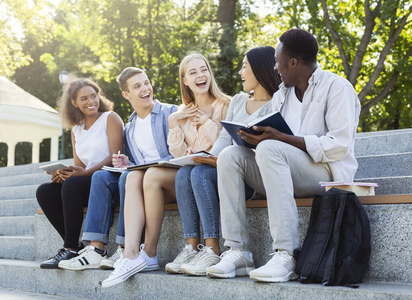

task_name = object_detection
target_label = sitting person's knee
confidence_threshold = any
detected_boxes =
[217,145,246,168]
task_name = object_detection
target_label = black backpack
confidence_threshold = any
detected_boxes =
[295,188,371,287]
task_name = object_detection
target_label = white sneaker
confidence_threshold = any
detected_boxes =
[181,245,221,276]
[165,244,198,274]
[139,244,160,272]
[58,246,106,270]
[206,248,255,278]
[249,250,299,282]
[100,246,123,270]
[101,255,147,288]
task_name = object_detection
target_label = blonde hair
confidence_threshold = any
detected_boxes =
[57,76,114,130]
[179,52,231,106]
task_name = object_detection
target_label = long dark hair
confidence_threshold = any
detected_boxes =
[246,46,281,96]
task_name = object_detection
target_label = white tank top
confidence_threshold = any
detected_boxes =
[72,111,111,169]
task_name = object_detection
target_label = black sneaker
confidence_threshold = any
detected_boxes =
[40,248,79,269]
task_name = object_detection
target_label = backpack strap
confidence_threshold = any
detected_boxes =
[322,191,347,285]
[299,193,337,283]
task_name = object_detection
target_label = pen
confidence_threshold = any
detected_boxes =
[117,150,121,160]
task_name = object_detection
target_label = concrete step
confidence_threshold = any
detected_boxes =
[0,216,35,236]
[355,152,412,179]
[355,176,412,195]
[33,203,412,284]
[0,236,35,260]
[0,199,39,217]
[0,287,89,300]
[0,259,411,300]
[0,159,74,177]
[355,128,412,156]
[0,184,38,201]
[0,172,52,188]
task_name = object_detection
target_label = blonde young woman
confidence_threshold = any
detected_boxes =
[166,46,281,276]
[102,52,230,288]
[37,77,123,269]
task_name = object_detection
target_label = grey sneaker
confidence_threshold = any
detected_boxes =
[249,250,298,282]
[206,248,255,278]
[165,244,198,274]
[181,245,221,276]
[100,246,123,270]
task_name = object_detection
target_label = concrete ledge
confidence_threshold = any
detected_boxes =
[0,259,411,300]
[34,202,412,283]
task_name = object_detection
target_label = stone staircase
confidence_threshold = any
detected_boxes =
[0,129,411,299]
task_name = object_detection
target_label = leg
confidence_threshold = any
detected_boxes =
[142,167,177,258]
[36,182,65,241]
[176,166,200,249]
[123,170,146,259]
[115,171,130,245]
[255,140,332,252]
[82,170,121,249]
[217,145,265,251]
[61,176,92,249]
[191,164,220,255]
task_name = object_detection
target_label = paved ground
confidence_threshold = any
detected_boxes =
[0,287,89,300]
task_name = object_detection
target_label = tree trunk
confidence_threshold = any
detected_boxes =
[217,0,238,95]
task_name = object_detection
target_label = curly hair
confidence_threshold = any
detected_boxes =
[179,52,231,106]
[246,46,281,96]
[279,29,318,64]
[57,76,114,130]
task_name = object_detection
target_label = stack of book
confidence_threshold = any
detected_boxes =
[320,182,378,196]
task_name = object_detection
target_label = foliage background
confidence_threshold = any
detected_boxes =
[0,0,411,166]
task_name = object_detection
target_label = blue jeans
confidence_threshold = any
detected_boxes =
[82,170,129,245]
[175,165,220,239]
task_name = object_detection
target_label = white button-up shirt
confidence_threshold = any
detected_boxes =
[272,67,361,182]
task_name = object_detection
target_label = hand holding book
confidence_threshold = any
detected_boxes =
[220,111,293,149]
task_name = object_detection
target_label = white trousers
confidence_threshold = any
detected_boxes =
[217,140,332,252]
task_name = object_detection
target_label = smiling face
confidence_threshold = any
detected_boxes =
[239,55,260,92]
[183,58,211,96]
[274,42,296,88]
[71,85,100,117]
[122,72,154,111]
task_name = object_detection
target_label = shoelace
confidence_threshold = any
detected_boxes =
[268,251,290,265]
[113,252,123,269]
[110,247,123,261]
[68,246,94,261]
[109,257,127,277]
[189,245,210,264]
[49,248,67,260]
[220,248,243,263]
[175,245,194,261]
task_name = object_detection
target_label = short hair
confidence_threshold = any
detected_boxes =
[117,67,145,92]
[279,29,318,64]
[57,76,113,129]
[246,46,281,96]
[179,52,231,106]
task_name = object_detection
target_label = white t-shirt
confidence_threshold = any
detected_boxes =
[282,87,302,136]
[72,111,111,169]
[132,114,161,163]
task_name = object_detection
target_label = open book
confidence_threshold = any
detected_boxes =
[102,151,211,173]
[39,162,71,174]
[220,111,293,148]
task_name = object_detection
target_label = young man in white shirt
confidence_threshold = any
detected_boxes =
[206,28,360,282]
